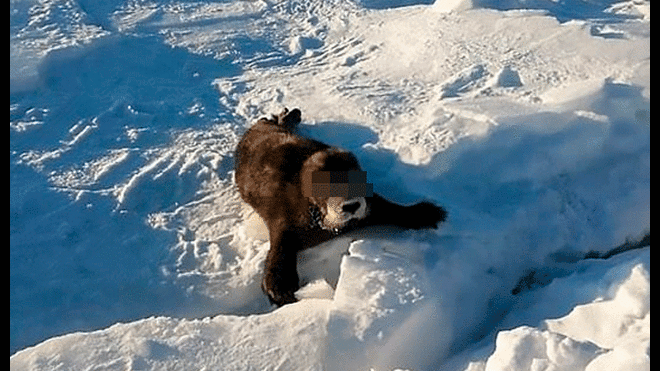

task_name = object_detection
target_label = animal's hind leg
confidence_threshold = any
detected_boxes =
[276,108,301,129]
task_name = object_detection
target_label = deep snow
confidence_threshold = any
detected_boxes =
[10,0,649,370]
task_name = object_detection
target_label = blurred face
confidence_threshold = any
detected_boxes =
[300,149,373,231]
[303,170,373,231]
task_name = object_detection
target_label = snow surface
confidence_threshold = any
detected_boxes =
[10,0,649,370]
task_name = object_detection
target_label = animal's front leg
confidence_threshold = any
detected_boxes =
[366,193,447,229]
[262,227,301,306]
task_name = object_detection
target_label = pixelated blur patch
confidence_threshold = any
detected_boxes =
[312,170,367,183]
[308,171,373,197]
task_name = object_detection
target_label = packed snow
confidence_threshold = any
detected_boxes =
[10,0,649,370]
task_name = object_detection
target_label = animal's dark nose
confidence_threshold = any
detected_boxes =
[342,201,361,214]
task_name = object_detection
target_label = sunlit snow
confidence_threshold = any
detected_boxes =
[11,0,649,370]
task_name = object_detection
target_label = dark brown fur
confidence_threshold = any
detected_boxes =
[235,108,446,306]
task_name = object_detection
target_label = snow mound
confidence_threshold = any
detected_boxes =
[10,244,650,371]
[10,0,110,93]
[468,255,650,371]
[10,300,330,371]
[477,326,602,371]
[494,65,523,88]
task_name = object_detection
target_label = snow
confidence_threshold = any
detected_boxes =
[468,250,650,371]
[10,0,648,370]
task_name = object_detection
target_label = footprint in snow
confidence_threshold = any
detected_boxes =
[494,65,523,88]
[439,64,488,99]
[440,64,524,99]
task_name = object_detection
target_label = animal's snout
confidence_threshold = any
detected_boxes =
[342,200,362,214]
[325,197,367,228]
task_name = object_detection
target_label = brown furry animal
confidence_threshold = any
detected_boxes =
[235,108,446,306]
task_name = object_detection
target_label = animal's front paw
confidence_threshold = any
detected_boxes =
[262,269,299,307]
[407,202,447,229]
